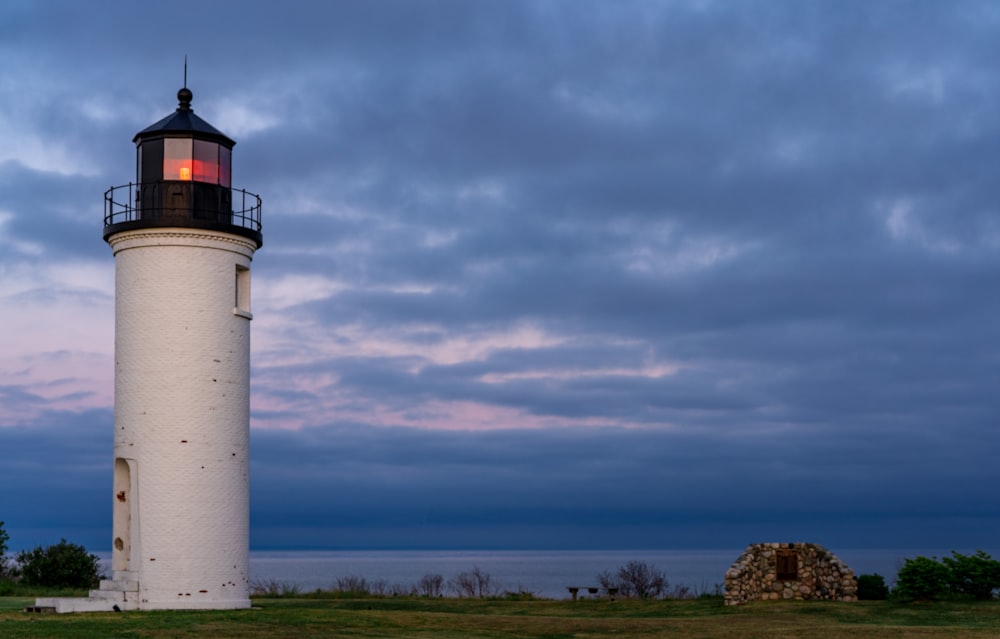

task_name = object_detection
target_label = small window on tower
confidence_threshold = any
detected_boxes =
[234,265,252,319]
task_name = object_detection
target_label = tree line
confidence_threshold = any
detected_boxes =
[882,551,1000,601]
[250,560,708,600]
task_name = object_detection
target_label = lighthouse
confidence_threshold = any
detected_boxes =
[37,85,262,613]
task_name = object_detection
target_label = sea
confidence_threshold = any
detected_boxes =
[216,548,984,599]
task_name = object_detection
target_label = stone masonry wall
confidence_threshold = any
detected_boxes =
[724,542,857,606]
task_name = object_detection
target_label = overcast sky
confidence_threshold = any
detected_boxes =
[3,0,1000,555]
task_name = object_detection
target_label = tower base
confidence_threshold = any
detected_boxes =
[29,576,250,613]
[31,577,140,613]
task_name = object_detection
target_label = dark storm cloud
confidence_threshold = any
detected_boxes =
[248,420,1000,548]
[5,406,997,551]
[0,409,110,550]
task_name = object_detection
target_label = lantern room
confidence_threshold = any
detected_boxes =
[103,86,262,247]
[135,88,233,186]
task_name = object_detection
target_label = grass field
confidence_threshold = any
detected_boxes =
[4,595,1000,638]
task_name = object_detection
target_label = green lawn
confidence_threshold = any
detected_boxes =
[3,596,1000,638]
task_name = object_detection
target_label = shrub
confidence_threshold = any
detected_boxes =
[334,574,370,595]
[448,566,498,598]
[0,520,10,579]
[666,583,695,599]
[697,583,725,599]
[942,550,1000,600]
[598,561,668,599]
[857,573,889,600]
[387,581,417,596]
[418,573,444,597]
[16,539,102,589]
[894,556,950,601]
[249,579,301,597]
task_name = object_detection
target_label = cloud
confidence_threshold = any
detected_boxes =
[0,409,110,550]
[3,0,1000,551]
[246,419,1000,548]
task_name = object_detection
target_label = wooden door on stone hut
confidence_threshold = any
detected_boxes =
[776,549,798,581]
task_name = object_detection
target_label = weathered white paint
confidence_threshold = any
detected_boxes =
[32,228,259,613]
[107,228,256,610]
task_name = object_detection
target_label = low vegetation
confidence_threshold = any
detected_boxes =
[0,522,104,595]
[597,559,668,599]
[15,539,102,589]
[894,551,1000,601]
[5,596,1000,638]
[856,572,890,600]
[249,561,711,602]
[5,514,1000,637]
[0,520,10,580]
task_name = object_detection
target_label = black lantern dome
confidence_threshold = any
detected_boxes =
[104,87,262,247]
[135,86,235,146]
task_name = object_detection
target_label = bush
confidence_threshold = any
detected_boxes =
[893,551,1000,601]
[942,550,1000,600]
[448,566,499,598]
[0,520,10,579]
[249,579,301,597]
[666,583,695,599]
[598,561,668,599]
[894,556,950,601]
[15,539,102,589]
[334,574,370,595]
[857,573,889,600]
[418,573,444,597]
[697,583,725,599]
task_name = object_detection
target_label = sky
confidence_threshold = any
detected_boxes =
[2,0,1000,555]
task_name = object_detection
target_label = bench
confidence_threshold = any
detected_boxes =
[567,586,618,601]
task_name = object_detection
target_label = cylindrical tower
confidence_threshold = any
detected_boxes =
[101,86,262,610]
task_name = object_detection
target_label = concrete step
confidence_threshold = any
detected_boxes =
[99,578,139,592]
[88,589,125,602]
[31,596,138,613]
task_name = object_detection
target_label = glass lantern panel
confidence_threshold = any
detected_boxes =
[139,138,163,184]
[219,146,232,188]
[163,138,193,181]
[193,139,220,184]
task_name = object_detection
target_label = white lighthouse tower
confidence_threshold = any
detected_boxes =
[37,86,262,613]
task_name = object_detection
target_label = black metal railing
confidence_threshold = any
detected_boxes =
[104,182,262,235]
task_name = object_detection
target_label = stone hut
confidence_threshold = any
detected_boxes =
[724,542,857,606]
